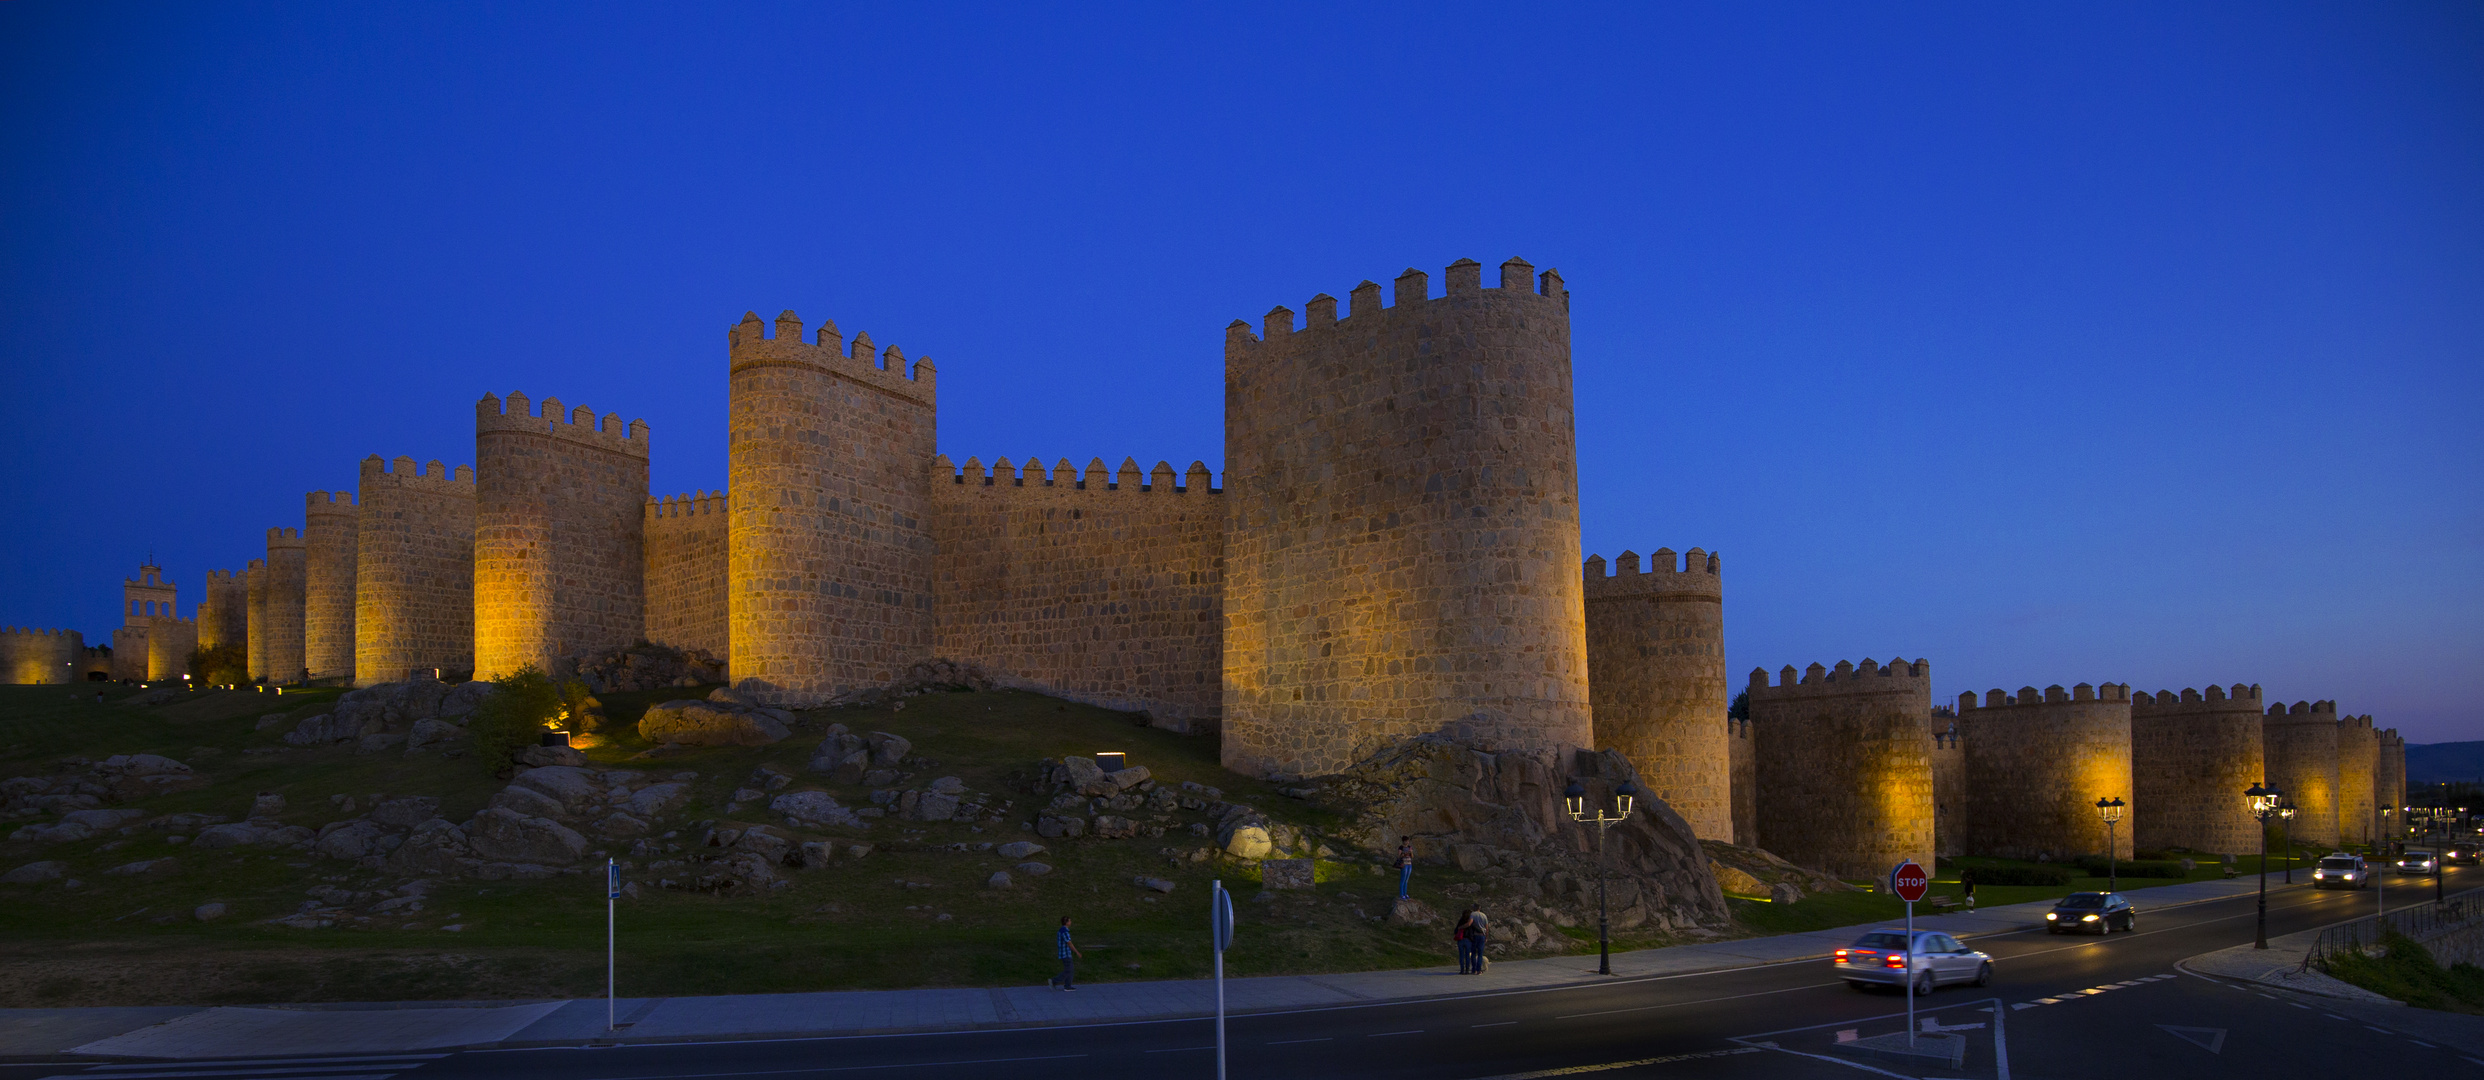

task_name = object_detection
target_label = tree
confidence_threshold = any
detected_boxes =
[467,665,559,771]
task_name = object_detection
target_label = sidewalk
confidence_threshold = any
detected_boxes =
[2179,884,2484,1058]
[8,874,2283,1060]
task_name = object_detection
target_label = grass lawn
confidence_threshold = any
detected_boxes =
[0,683,1513,1006]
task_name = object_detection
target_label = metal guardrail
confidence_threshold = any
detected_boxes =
[2303,892,2482,972]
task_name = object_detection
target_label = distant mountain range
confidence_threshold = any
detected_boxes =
[2407,741,2484,787]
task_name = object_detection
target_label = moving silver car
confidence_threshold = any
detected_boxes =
[1834,929,1993,995]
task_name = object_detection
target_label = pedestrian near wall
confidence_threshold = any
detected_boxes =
[1049,915,1081,990]
[1468,906,1490,973]
[1959,870,1976,911]
[1453,906,1478,974]
[1397,837,1415,899]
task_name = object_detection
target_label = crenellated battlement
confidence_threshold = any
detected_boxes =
[932,454,1220,494]
[1748,656,1930,697]
[359,455,475,492]
[306,490,357,511]
[0,627,84,639]
[2269,699,2339,720]
[1223,256,1569,359]
[727,310,936,405]
[266,526,304,550]
[2338,712,2374,732]
[2131,683,2263,712]
[646,489,729,522]
[1955,682,2131,710]
[477,391,652,457]
[1582,546,1721,600]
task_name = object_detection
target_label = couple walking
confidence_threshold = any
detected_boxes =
[1453,904,1490,974]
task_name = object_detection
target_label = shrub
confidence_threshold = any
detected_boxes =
[187,644,247,688]
[2321,931,2484,1012]
[467,665,557,770]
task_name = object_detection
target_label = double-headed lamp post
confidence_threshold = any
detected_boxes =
[2095,796,2125,891]
[2246,782,2284,949]
[1564,779,1638,977]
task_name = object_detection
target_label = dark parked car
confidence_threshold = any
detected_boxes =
[2045,891,2135,934]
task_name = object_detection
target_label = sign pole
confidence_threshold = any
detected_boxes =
[1212,879,1230,1080]
[1888,859,1930,1048]
[1904,891,1915,1048]
[607,857,618,1031]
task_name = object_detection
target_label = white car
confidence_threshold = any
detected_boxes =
[2313,854,2370,890]
[2396,850,2439,874]
[1835,929,1993,996]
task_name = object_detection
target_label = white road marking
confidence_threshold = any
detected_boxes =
[1265,1038,1331,1045]
[1471,1021,1518,1028]
[2409,1040,2435,1048]
[1367,1030,1423,1037]
[1141,1046,1212,1053]
[1455,1047,1764,1079]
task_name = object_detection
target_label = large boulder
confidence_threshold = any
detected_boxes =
[1315,736,1730,929]
[315,820,387,860]
[771,790,860,827]
[191,822,268,849]
[464,808,587,865]
[862,732,911,766]
[1,860,65,884]
[639,701,790,747]
[506,766,605,817]
[385,819,471,875]
[625,782,692,820]
[368,796,441,830]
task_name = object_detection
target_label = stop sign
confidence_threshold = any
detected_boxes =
[1890,860,1930,903]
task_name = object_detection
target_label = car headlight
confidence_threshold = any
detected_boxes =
[2314,870,2325,878]
[2082,914,2100,922]
[2046,912,2058,920]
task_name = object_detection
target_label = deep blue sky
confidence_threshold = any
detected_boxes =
[4,3,2478,742]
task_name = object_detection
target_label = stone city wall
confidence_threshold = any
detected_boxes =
[2130,684,2265,856]
[1583,546,1729,840]
[1957,682,2135,861]
[474,391,651,680]
[145,616,196,682]
[1727,715,1755,846]
[2264,700,2342,848]
[257,527,308,684]
[1222,258,1589,780]
[726,311,937,706]
[198,569,247,654]
[110,627,148,681]
[931,453,1224,731]
[303,491,359,682]
[1748,658,1936,879]
[644,490,729,662]
[244,559,268,681]
[2377,728,2405,836]
[1931,711,1963,857]
[2336,713,2378,846]
[355,456,476,686]
[1,628,85,684]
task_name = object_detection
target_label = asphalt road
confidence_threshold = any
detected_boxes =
[14,866,2479,1080]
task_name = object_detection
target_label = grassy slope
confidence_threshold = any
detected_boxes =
[2321,934,2484,1013]
[0,685,1490,1006]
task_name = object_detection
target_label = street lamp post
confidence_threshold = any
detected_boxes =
[1565,779,1638,977]
[2095,796,2125,892]
[2246,783,2283,950]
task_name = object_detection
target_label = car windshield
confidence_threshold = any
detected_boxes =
[1853,932,1911,950]
[2057,893,2107,909]
[2320,858,2359,870]
[2405,851,2435,859]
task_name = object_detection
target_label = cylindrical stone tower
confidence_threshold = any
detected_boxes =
[244,559,268,681]
[2377,727,2405,842]
[474,392,651,681]
[198,569,247,654]
[257,527,308,684]
[2336,714,2378,846]
[1748,658,1936,878]
[1957,683,2135,861]
[304,491,359,682]
[1583,547,1728,840]
[354,456,477,686]
[2264,700,2341,848]
[726,311,937,706]
[2131,684,2265,856]
[1222,258,1590,779]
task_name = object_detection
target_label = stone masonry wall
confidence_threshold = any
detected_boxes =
[118,564,175,681]
[258,527,307,684]
[1748,658,1936,879]
[474,391,651,680]
[1728,716,1755,846]
[2377,728,2405,838]
[2264,700,2342,848]
[1931,713,1963,857]
[1,628,84,684]
[645,490,729,661]
[244,559,267,681]
[2131,684,2265,855]
[727,311,937,706]
[304,491,358,681]
[110,627,147,681]
[1583,547,1729,840]
[1222,258,1590,780]
[355,456,476,686]
[2336,714,2378,846]
[198,569,247,653]
[145,617,195,682]
[931,454,1224,731]
[1957,683,2135,861]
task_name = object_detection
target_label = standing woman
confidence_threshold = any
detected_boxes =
[1452,905,1479,974]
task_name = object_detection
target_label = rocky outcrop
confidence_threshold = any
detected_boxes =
[287,676,492,747]
[1313,736,1730,931]
[567,641,726,694]
[464,807,587,865]
[639,692,792,747]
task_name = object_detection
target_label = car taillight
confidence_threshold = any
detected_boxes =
[1835,950,1849,960]
[1885,955,1906,968]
